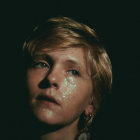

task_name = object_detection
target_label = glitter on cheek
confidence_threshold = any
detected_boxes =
[60,76,77,101]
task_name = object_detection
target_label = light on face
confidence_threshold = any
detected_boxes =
[42,108,53,117]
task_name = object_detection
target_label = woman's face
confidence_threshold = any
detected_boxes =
[26,47,93,127]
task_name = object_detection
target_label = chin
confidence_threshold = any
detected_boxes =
[31,107,61,126]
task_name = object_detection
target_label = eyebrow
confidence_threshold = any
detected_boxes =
[33,54,54,65]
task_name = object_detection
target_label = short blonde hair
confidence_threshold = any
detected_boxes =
[23,16,112,128]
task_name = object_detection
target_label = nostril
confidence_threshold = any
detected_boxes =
[52,83,58,88]
[39,79,51,89]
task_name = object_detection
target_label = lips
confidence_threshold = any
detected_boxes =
[37,94,59,105]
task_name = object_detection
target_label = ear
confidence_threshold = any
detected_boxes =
[85,96,94,116]
[85,104,93,116]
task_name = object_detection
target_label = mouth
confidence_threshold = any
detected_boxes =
[37,94,59,105]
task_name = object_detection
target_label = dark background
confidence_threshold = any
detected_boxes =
[1,1,139,140]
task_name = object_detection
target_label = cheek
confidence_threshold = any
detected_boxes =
[60,76,76,99]
[59,76,93,121]
[60,76,92,106]
[26,70,45,93]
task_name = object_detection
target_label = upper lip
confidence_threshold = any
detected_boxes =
[37,94,59,105]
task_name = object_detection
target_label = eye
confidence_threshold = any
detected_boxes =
[32,61,49,69]
[68,70,80,76]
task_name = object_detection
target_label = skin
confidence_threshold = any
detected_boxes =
[26,47,93,140]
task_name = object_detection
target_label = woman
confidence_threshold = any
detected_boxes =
[22,17,112,140]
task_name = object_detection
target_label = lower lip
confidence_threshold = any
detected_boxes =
[37,100,58,106]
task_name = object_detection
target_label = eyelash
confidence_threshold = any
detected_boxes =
[67,69,80,76]
[32,61,49,69]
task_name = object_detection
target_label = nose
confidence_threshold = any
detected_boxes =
[46,66,62,89]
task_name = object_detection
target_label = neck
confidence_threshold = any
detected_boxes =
[40,119,79,140]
